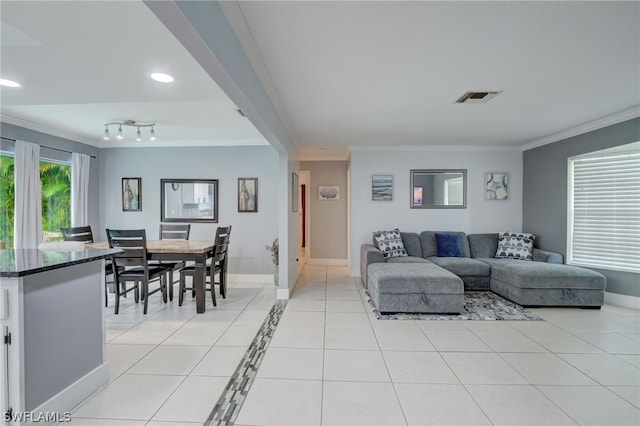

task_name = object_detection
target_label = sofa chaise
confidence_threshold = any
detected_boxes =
[361,231,606,313]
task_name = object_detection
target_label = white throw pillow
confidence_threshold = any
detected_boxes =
[372,229,407,258]
[495,231,535,261]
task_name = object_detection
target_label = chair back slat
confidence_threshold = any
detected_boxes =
[61,226,94,242]
[159,223,190,240]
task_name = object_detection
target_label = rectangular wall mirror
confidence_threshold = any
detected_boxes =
[410,169,467,208]
[161,179,218,222]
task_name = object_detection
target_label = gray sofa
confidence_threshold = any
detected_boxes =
[361,231,606,312]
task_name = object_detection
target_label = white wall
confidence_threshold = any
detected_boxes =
[350,149,523,276]
[99,145,278,274]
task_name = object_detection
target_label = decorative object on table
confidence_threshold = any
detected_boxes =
[160,178,218,222]
[122,177,142,211]
[485,172,509,200]
[365,290,543,321]
[292,172,299,212]
[265,238,279,286]
[372,174,393,201]
[238,177,258,213]
[318,185,340,200]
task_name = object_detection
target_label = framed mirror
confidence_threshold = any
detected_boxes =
[410,169,467,208]
[161,179,218,222]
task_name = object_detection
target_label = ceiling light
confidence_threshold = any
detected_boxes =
[150,72,174,83]
[0,78,21,88]
[103,120,157,141]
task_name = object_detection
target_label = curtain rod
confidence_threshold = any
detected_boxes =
[0,136,97,159]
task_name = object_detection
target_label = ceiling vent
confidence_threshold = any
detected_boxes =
[455,91,502,104]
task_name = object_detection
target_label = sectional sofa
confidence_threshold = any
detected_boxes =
[361,231,606,314]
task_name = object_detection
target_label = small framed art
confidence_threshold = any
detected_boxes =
[485,172,509,200]
[238,177,258,212]
[122,177,142,211]
[372,174,393,201]
[319,185,340,200]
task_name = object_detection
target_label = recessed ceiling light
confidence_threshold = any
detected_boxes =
[0,78,21,88]
[150,72,174,83]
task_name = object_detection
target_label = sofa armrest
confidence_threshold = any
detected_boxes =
[533,248,564,264]
[360,244,385,287]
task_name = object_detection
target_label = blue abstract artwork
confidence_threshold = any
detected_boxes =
[485,172,509,200]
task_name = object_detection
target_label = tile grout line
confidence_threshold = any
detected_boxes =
[204,299,288,425]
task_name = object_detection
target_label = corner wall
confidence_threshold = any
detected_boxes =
[523,117,640,297]
[350,149,523,276]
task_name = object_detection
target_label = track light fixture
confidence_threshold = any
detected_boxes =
[103,120,157,141]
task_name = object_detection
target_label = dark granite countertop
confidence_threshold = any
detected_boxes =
[0,249,122,277]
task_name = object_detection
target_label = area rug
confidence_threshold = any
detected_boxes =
[365,290,543,321]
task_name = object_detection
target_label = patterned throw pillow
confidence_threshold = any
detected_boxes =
[495,231,535,261]
[372,229,407,258]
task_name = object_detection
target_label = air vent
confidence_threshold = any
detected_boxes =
[455,91,502,104]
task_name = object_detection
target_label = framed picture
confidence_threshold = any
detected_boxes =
[292,172,299,212]
[122,177,142,211]
[485,172,509,200]
[319,185,340,200]
[160,179,218,222]
[238,177,258,212]
[372,174,393,201]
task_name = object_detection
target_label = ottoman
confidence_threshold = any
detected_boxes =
[482,259,606,307]
[367,263,464,314]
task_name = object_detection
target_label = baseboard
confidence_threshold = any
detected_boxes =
[605,291,640,310]
[277,288,290,299]
[32,362,109,424]
[229,273,272,283]
[307,258,348,266]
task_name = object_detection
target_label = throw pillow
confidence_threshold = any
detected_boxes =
[495,231,535,261]
[372,229,407,258]
[435,233,464,257]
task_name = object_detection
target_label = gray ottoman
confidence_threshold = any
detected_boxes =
[367,263,464,314]
[482,259,606,307]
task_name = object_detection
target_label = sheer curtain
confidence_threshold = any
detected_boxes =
[14,140,42,249]
[71,152,90,226]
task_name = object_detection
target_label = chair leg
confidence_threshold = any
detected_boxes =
[134,283,140,303]
[162,275,168,303]
[211,276,217,307]
[178,273,185,306]
[168,271,174,301]
[143,280,149,314]
[114,280,121,315]
[105,278,108,308]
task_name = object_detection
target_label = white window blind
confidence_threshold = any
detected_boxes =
[568,146,640,273]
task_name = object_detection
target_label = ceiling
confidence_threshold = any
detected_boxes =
[1,1,639,157]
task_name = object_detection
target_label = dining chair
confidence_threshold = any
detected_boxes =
[214,225,232,298]
[106,229,168,314]
[178,232,229,307]
[61,225,122,307]
[155,223,191,301]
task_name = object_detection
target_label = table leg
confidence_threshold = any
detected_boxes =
[194,254,206,313]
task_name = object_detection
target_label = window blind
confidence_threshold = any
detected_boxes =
[568,148,640,273]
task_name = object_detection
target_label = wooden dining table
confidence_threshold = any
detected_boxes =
[88,240,215,313]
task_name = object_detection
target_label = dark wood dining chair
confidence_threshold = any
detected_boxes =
[61,225,122,307]
[178,232,229,307]
[106,229,168,314]
[214,225,232,298]
[156,223,191,301]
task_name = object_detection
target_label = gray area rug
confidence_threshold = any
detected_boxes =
[365,290,543,321]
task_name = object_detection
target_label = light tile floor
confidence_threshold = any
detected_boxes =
[235,265,640,426]
[68,265,640,426]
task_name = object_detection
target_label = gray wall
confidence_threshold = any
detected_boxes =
[99,145,279,274]
[523,118,640,296]
[0,122,101,233]
[300,161,349,261]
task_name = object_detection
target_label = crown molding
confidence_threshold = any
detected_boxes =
[520,106,640,152]
[1,114,100,147]
[348,144,522,152]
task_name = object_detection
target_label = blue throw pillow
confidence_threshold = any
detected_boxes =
[435,233,463,257]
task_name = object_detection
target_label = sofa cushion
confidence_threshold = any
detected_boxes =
[468,233,499,259]
[495,231,535,261]
[420,231,470,258]
[372,229,407,258]
[481,258,606,289]
[427,257,491,277]
[400,232,423,257]
[386,256,431,264]
[435,233,464,257]
[368,263,463,294]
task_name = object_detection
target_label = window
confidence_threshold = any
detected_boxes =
[568,143,640,273]
[0,153,71,249]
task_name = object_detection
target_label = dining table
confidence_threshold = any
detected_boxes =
[87,240,215,313]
